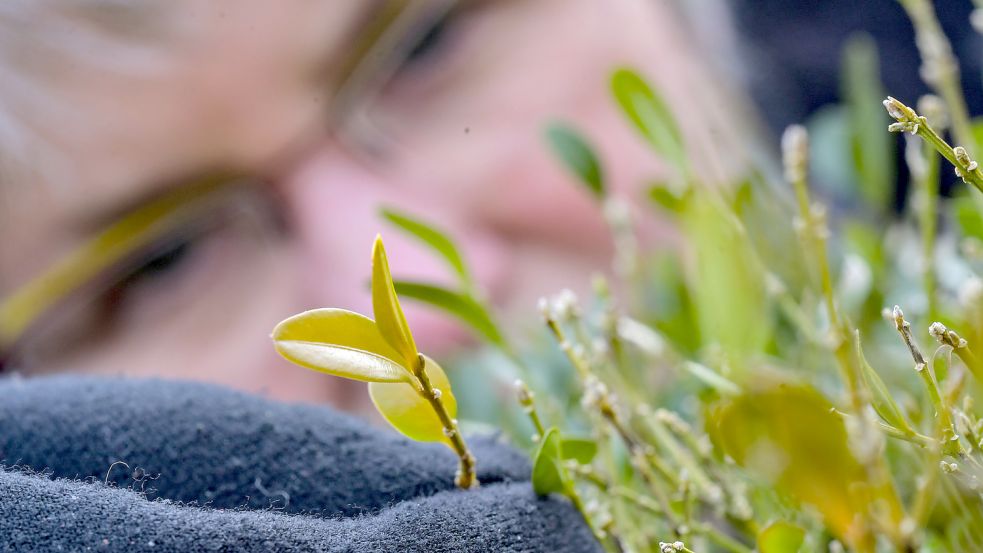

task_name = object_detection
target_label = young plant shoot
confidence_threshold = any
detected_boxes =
[272,235,477,489]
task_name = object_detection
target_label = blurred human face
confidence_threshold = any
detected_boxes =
[0,0,734,408]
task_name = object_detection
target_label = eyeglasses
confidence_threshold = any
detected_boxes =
[0,0,465,374]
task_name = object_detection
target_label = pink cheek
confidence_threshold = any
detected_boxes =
[277,147,512,355]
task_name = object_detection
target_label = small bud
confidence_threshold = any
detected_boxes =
[537,297,552,321]
[781,125,809,184]
[431,388,442,400]
[955,146,973,167]
[929,322,947,342]
[883,97,907,120]
[892,305,905,329]
[941,460,959,473]
[514,379,534,406]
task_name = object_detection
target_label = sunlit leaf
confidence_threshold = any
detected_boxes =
[842,33,893,210]
[560,437,598,464]
[392,280,506,350]
[380,208,473,289]
[855,330,914,434]
[532,427,569,496]
[757,521,806,553]
[272,308,410,382]
[545,122,605,199]
[372,235,419,368]
[369,354,457,446]
[712,384,901,549]
[611,67,686,174]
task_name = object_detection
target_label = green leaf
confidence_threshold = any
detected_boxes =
[560,437,598,464]
[272,308,411,382]
[647,182,689,214]
[392,280,507,350]
[855,330,914,434]
[610,67,686,174]
[842,33,893,210]
[757,521,806,553]
[380,208,473,289]
[953,194,983,241]
[372,235,419,368]
[369,354,457,446]
[545,122,605,198]
[532,427,569,496]
[712,384,902,549]
[683,195,770,364]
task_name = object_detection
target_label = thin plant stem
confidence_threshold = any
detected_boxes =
[897,0,977,156]
[831,408,935,448]
[783,126,863,409]
[906,109,942,321]
[891,308,962,456]
[413,354,478,489]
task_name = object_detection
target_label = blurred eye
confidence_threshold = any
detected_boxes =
[403,12,454,67]
[111,235,197,303]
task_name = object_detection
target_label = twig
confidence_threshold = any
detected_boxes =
[413,354,478,489]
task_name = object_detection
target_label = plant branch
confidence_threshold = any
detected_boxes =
[413,354,478,489]
[891,307,961,456]
[884,96,983,195]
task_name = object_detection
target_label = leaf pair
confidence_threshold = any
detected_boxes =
[272,236,457,447]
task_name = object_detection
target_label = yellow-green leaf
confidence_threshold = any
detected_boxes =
[371,235,419,368]
[272,308,410,382]
[532,427,568,496]
[712,384,901,550]
[757,521,806,553]
[369,355,457,446]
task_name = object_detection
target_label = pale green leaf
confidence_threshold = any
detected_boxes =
[611,68,686,174]
[532,427,568,496]
[380,208,473,288]
[855,330,914,434]
[392,280,506,350]
[683,196,770,364]
[560,437,598,464]
[372,235,419,368]
[545,122,605,198]
[272,308,410,382]
[757,521,806,553]
[369,354,457,447]
[683,361,740,396]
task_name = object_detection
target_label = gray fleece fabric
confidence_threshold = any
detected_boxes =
[0,376,601,552]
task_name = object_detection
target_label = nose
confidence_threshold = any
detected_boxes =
[274,139,506,355]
